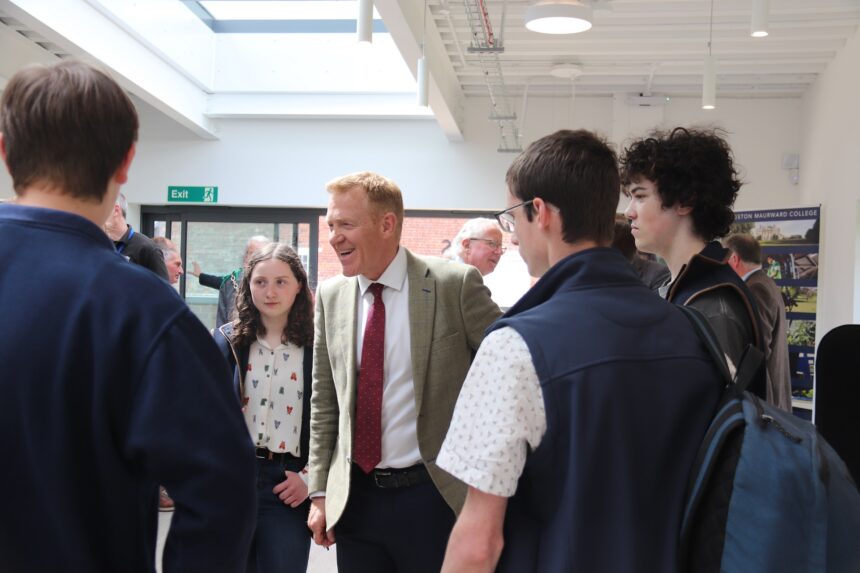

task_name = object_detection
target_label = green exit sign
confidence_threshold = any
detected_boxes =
[167,186,218,203]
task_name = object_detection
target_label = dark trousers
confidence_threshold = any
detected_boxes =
[245,456,311,573]
[335,465,456,573]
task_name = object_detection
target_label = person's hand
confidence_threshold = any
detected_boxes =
[307,497,336,548]
[190,261,202,277]
[273,471,308,508]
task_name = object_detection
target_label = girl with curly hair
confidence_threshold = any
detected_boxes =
[214,242,314,572]
[621,127,766,401]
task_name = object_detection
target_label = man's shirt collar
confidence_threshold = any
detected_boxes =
[358,246,407,294]
[741,266,761,282]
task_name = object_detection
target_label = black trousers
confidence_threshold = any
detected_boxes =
[335,466,456,573]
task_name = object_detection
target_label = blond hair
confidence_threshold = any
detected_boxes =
[326,171,404,238]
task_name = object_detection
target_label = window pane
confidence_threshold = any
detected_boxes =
[152,220,167,238]
[170,220,183,247]
[184,222,276,329]
[278,222,312,278]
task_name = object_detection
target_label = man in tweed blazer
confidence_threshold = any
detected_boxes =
[307,172,501,573]
[726,234,793,411]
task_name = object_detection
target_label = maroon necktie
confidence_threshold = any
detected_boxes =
[354,283,385,473]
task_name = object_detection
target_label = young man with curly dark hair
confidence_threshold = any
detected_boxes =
[621,127,765,398]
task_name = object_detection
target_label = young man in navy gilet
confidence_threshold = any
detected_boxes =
[437,130,723,573]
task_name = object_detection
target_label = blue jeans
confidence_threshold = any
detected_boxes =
[245,456,311,573]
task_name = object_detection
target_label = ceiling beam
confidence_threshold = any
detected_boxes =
[374,0,465,141]
[0,0,218,139]
[206,92,436,120]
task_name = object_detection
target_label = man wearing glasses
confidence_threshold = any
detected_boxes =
[437,130,722,572]
[446,218,505,276]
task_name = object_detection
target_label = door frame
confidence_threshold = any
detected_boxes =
[141,205,323,297]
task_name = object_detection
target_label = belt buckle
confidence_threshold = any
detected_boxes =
[373,469,393,488]
[255,448,275,460]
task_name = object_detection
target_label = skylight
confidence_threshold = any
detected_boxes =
[199,1,381,22]
[180,0,415,96]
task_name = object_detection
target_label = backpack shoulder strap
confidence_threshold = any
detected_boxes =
[732,344,765,394]
[677,305,732,385]
[677,305,764,393]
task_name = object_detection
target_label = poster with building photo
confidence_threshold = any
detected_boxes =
[730,206,820,417]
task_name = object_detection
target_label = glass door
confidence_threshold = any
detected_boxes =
[143,206,320,330]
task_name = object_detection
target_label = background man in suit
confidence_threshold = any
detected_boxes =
[153,236,184,285]
[104,192,169,280]
[725,234,793,411]
[307,171,501,573]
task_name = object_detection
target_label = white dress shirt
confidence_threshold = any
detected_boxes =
[356,247,421,469]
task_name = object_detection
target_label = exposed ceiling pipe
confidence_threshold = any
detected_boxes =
[462,0,521,152]
[477,0,496,47]
[568,78,576,127]
[519,77,533,139]
[418,0,429,106]
[499,0,508,48]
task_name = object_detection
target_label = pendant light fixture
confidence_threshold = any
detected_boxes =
[702,54,716,110]
[525,0,593,35]
[417,0,429,106]
[751,0,769,38]
[702,0,716,110]
[357,0,373,44]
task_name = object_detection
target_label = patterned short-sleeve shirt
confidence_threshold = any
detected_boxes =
[437,327,546,497]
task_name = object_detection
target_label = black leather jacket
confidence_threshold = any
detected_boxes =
[665,242,765,399]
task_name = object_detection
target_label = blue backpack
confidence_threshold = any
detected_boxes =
[678,306,860,573]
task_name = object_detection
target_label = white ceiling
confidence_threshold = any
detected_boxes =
[436,0,860,99]
[1,0,858,146]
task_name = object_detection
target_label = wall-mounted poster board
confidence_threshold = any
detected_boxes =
[731,206,820,420]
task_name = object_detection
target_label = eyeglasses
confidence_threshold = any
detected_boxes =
[494,200,534,233]
[468,238,506,253]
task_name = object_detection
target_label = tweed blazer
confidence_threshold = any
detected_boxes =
[746,269,793,411]
[308,249,502,527]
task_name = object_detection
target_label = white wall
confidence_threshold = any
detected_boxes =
[0,76,811,250]
[128,96,610,210]
[663,98,803,212]
[799,27,860,342]
[126,93,802,215]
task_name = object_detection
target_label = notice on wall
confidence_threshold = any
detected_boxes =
[731,206,820,414]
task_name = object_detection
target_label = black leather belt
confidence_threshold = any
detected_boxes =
[255,447,294,463]
[357,463,432,489]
